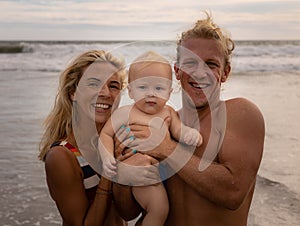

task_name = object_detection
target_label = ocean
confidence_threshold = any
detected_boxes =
[0,40,299,225]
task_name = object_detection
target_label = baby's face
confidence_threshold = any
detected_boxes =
[128,63,173,114]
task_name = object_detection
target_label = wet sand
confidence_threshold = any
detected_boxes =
[0,71,299,225]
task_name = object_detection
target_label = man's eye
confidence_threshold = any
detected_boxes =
[206,62,218,68]
[183,61,197,67]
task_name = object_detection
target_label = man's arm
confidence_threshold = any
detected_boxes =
[166,98,265,209]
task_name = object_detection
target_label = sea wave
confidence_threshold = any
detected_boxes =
[0,40,299,75]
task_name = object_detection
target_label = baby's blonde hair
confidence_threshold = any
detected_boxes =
[128,51,171,83]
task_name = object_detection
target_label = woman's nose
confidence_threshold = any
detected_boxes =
[98,84,110,96]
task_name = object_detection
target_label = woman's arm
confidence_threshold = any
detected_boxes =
[45,146,113,226]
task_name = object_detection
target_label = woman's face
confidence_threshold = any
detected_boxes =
[74,61,123,125]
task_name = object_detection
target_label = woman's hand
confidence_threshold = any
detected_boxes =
[114,125,136,161]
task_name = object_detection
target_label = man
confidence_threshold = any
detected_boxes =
[114,12,265,226]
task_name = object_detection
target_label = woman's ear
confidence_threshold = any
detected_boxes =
[70,93,76,101]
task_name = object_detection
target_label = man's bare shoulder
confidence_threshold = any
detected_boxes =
[224,97,265,138]
[225,97,264,122]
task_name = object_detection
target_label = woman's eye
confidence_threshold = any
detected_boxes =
[109,85,121,90]
[88,82,99,87]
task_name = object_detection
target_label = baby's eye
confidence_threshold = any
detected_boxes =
[138,85,146,89]
[156,86,164,91]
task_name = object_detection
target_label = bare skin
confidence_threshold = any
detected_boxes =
[162,98,264,226]
[113,38,265,226]
[43,61,128,226]
[45,139,125,226]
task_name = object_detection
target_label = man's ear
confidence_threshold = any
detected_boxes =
[221,64,231,83]
[174,64,181,80]
[127,84,134,99]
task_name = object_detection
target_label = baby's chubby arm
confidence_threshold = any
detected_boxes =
[167,106,203,147]
[98,106,131,178]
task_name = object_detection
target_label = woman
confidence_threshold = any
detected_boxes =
[39,50,128,226]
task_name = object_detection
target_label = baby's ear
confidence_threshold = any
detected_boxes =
[127,84,134,99]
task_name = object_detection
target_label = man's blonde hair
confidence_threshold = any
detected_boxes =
[177,11,235,66]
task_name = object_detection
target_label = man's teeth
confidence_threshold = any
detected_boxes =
[191,83,209,89]
[94,103,110,109]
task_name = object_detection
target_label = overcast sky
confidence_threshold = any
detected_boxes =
[1,0,299,41]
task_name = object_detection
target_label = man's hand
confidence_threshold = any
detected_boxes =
[116,153,161,186]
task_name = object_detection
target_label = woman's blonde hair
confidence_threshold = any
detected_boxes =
[177,11,235,67]
[39,50,126,161]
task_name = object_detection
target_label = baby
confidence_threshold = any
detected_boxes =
[98,51,202,226]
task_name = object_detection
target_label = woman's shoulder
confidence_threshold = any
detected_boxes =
[45,142,81,175]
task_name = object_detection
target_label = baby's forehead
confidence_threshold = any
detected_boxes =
[130,76,172,85]
[129,62,172,80]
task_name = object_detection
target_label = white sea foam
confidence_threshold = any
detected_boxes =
[0,40,299,225]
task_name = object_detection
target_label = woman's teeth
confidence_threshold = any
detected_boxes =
[94,103,110,109]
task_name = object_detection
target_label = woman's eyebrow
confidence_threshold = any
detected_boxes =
[87,77,101,82]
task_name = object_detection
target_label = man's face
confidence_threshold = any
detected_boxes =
[175,38,230,109]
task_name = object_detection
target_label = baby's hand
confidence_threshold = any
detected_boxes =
[99,150,117,179]
[183,128,203,147]
[98,142,117,179]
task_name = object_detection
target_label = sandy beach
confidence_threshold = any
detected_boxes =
[0,70,299,225]
[0,38,300,225]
